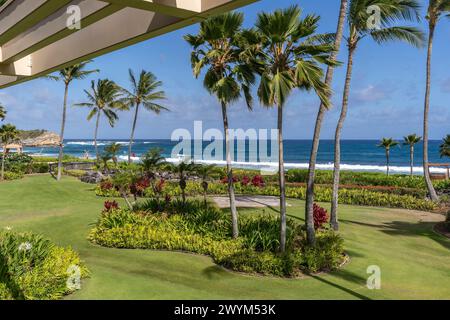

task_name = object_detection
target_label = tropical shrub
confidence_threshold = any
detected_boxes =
[89,203,345,276]
[3,172,24,181]
[0,231,87,300]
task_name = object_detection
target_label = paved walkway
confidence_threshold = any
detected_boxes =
[212,195,290,209]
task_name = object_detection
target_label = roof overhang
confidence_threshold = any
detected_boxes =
[0,0,258,88]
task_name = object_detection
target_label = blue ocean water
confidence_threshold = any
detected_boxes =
[23,139,447,174]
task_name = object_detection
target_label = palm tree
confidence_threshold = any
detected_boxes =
[0,124,19,180]
[141,147,166,178]
[104,142,122,166]
[378,138,399,175]
[423,0,450,201]
[439,135,450,158]
[195,164,218,206]
[305,0,349,233]
[75,79,125,160]
[184,12,255,239]
[171,161,196,204]
[121,69,168,164]
[47,61,98,181]
[403,134,422,176]
[331,0,424,230]
[0,104,6,121]
[252,6,335,249]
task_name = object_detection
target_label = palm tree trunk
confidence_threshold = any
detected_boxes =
[386,149,390,176]
[129,103,140,164]
[57,83,69,181]
[278,103,288,252]
[306,0,348,239]
[410,145,414,177]
[423,23,439,202]
[331,44,356,231]
[94,111,100,161]
[221,102,239,239]
[1,149,5,181]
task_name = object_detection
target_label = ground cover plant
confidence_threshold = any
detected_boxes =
[0,231,87,300]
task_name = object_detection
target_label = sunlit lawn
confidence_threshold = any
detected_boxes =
[0,175,449,299]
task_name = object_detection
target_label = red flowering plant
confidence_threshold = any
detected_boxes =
[130,176,151,198]
[251,175,265,188]
[221,176,239,184]
[103,200,119,213]
[100,179,114,191]
[241,176,251,186]
[313,203,329,230]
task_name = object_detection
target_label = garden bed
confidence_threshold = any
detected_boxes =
[89,200,345,277]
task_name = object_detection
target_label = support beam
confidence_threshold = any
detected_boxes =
[1,1,122,64]
[0,0,73,45]
[102,0,202,18]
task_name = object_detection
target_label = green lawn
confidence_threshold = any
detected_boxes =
[0,175,449,300]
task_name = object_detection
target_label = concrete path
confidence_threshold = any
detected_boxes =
[212,195,290,209]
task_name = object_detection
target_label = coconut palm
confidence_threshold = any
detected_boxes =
[305,0,349,232]
[0,124,19,180]
[195,164,218,207]
[403,134,422,176]
[378,138,399,175]
[0,104,6,121]
[104,142,122,166]
[121,69,168,164]
[252,6,335,249]
[331,0,424,230]
[439,135,450,158]
[423,0,450,201]
[47,61,98,181]
[184,12,255,239]
[75,79,125,160]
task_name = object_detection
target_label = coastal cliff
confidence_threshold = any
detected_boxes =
[19,130,61,147]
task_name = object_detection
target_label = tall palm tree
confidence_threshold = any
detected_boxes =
[403,134,422,176]
[75,79,125,160]
[331,0,424,230]
[184,12,255,239]
[252,6,335,249]
[104,142,122,166]
[423,0,450,201]
[0,104,6,121]
[47,61,98,181]
[121,69,168,164]
[305,0,349,233]
[439,135,450,158]
[378,138,399,175]
[0,124,19,180]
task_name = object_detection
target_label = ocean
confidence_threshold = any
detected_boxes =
[22,139,448,175]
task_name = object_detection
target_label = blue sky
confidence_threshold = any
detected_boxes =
[1,0,449,140]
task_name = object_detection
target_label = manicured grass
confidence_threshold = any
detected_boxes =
[0,175,449,299]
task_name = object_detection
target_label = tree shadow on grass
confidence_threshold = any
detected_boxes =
[340,219,381,229]
[379,220,450,251]
[310,274,371,300]
[202,265,233,280]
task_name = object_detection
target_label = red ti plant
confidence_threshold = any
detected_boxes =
[251,175,265,188]
[313,203,329,230]
[103,200,119,213]
[241,176,251,186]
